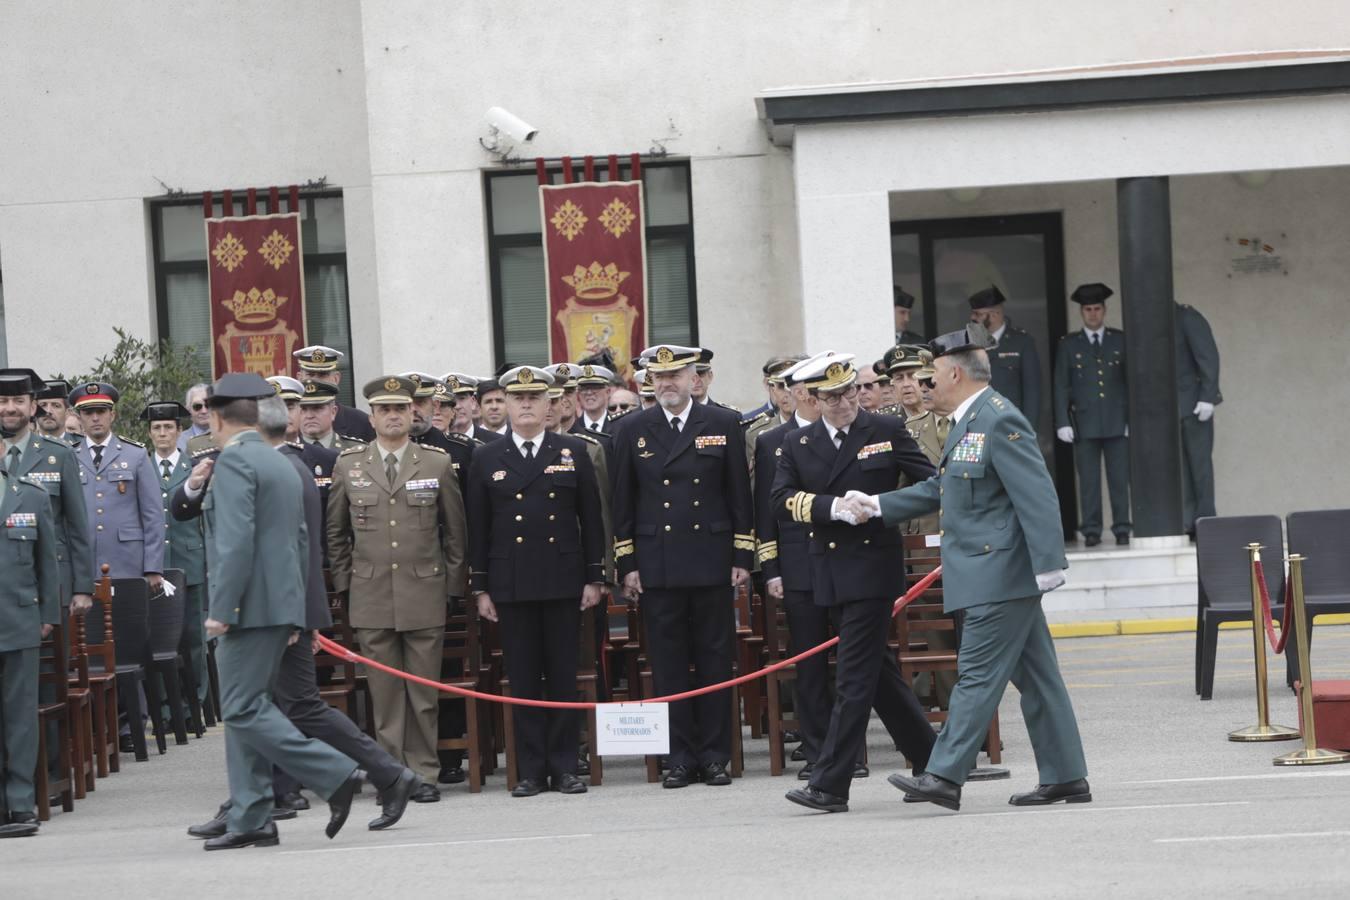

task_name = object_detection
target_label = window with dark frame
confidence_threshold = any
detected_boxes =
[150,191,357,406]
[485,160,697,370]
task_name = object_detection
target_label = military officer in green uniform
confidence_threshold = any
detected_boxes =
[853,325,1088,813]
[968,286,1042,423]
[1054,283,1131,546]
[1175,302,1222,534]
[894,286,925,346]
[0,371,61,838]
[199,373,362,850]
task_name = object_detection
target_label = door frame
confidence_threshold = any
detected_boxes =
[889,211,1077,540]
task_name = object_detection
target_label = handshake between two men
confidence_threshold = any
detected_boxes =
[830,490,883,526]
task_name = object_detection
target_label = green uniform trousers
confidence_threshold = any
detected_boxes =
[216,626,356,833]
[1074,436,1131,539]
[925,596,1087,787]
[0,648,39,817]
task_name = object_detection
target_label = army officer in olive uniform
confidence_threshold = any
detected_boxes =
[328,376,467,801]
[611,344,754,789]
[1054,283,1131,547]
[468,367,605,797]
[0,373,61,839]
[968,286,1042,423]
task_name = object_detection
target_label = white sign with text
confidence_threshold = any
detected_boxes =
[595,702,670,756]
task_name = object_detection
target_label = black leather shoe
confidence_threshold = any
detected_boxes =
[188,802,230,838]
[1009,779,1092,806]
[662,764,695,789]
[276,791,309,811]
[511,777,547,798]
[437,765,465,785]
[782,730,802,744]
[575,753,591,777]
[325,771,363,839]
[887,772,961,811]
[204,822,279,851]
[553,773,588,795]
[785,786,848,813]
[852,763,870,779]
[271,806,296,821]
[0,820,39,838]
[1115,534,1130,546]
[368,768,418,831]
[119,735,136,754]
[796,762,814,781]
[411,782,441,804]
[790,746,806,762]
[701,762,731,786]
[1083,534,1102,547]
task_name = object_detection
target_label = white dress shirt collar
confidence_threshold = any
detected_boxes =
[154,448,181,469]
[951,386,991,429]
[512,430,544,458]
[663,402,692,430]
[1083,326,1105,343]
[991,323,1008,343]
[822,419,849,445]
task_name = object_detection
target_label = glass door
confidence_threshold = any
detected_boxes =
[891,213,1075,539]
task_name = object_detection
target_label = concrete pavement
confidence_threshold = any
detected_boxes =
[6,625,1349,898]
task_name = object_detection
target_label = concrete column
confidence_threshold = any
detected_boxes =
[1116,176,1183,538]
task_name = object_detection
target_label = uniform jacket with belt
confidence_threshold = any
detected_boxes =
[0,473,61,652]
[1054,328,1127,439]
[771,409,934,606]
[9,431,91,600]
[611,401,753,589]
[878,389,1068,612]
[74,436,164,581]
[202,431,308,630]
[466,431,605,603]
[328,441,467,632]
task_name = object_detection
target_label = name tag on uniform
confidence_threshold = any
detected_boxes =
[406,478,439,491]
[313,477,333,488]
[857,441,892,460]
[951,433,985,463]
[5,513,37,528]
[694,435,726,449]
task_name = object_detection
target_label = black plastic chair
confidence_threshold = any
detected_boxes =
[87,578,159,760]
[1285,509,1350,685]
[1194,515,1289,700]
[150,570,192,745]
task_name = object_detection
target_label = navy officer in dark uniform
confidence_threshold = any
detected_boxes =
[776,352,937,814]
[611,344,754,788]
[467,366,605,797]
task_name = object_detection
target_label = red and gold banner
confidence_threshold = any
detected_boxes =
[204,213,307,379]
[541,181,646,380]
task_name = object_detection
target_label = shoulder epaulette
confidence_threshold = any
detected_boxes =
[117,435,144,449]
[446,431,482,447]
[339,445,365,457]
[190,446,216,459]
[336,434,363,443]
[285,441,304,451]
[419,443,448,455]
[740,409,770,428]
[573,431,601,446]
[608,407,633,422]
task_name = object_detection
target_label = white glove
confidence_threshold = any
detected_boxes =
[1123,425,1129,438]
[829,497,859,525]
[161,579,177,598]
[1035,569,1067,593]
[1056,426,1075,444]
[843,490,881,518]
[1193,401,1214,422]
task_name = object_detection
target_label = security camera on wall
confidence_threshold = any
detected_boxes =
[485,107,538,143]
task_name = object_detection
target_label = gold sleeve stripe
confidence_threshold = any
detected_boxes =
[615,543,635,559]
[733,537,756,552]
[787,491,816,523]
[735,533,756,543]
[613,538,634,548]
[756,541,779,563]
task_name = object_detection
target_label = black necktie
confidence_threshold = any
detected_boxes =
[161,459,173,481]
[92,445,103,469]
[589,423,600,433]
[671,418,681,434]
[1092,333,1100,347]
[522,440,534,460]
[834,429,847,450]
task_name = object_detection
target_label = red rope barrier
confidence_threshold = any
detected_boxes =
[1254,559,1292,654]
[315,566,944,710]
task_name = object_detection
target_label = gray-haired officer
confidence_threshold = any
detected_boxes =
[0,370,92,615]
[68,382,165,592]
[968,286,1042,423]
[143,400,209,710]
[1054,284,1130,547]
[0,383,60,837]
[294,345,375,443]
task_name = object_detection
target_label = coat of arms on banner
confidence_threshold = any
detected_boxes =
[206,214,307,378]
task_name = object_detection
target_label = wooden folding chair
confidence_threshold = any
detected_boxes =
[35,623,74,820]
[66,613,97,797]
[80,568,121,775]
[734,584,766,739]
[760,580,801,776]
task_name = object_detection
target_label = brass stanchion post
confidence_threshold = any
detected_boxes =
[1274,554,1350,765]
[1229,543,1298,742]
